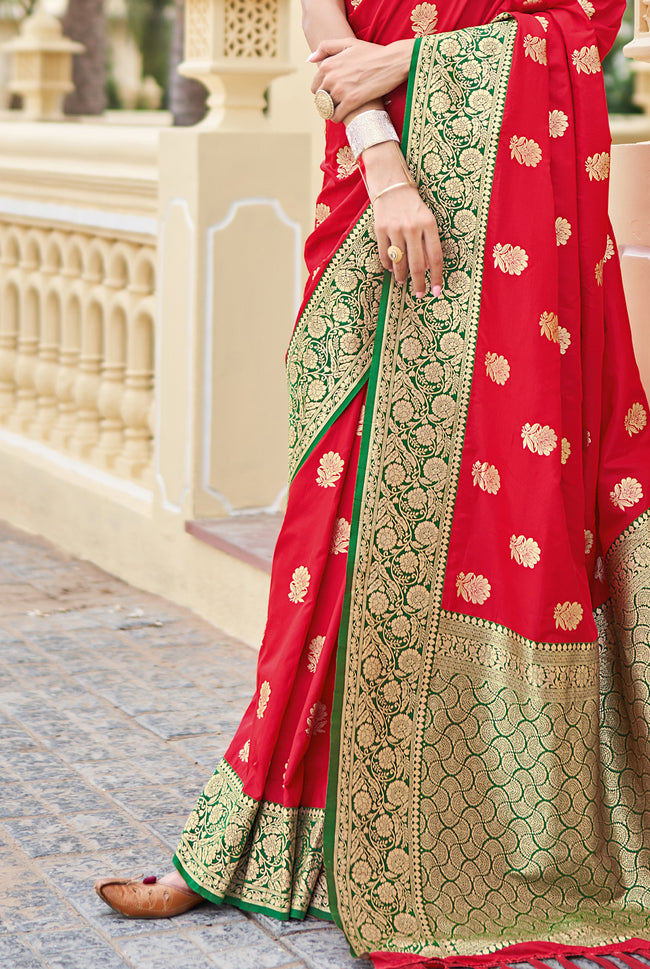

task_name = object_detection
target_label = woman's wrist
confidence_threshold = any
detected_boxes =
[360,141,412,199]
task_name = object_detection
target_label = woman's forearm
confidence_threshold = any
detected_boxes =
[301,0,353,51]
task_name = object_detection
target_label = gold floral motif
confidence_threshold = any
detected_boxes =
[316,451,344,488]
[238,739,250,762]
[256,680,271,719]
[336,146,357,179]
[558,326,571,355]
[523,34,547,65]
[456,571,491,604]
[509,135,542,167]
[410,2,438,36]
[314,203,330,227]
[521,422,558,455]
[536,15,549,30]
[605,236,615,260]
[288,566,311,604]
[493,242,528,275]
[549,109,569,138]
[554,600,584,630]
[555,217,572,246]
[585,529,594,554]
[307,635,325,673]
[577,0,595,16]
[585,151,610,181]
[472,461,501,494]
[485,351,510,384]
[306,701,328,736]
[561,438,571,464]
[330,517,351,555]
[572,45,601,74]
[610,477,644,510]
[595,259,604,286]
[539,310,560,343]
[625,403,648,437]
[509,534,541,568]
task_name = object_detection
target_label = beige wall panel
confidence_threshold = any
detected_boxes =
[204,201,295,511]
[620,250,650,398]
[156,201,193,512]
[610,143,650,248]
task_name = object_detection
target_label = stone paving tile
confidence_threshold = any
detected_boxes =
[29,930,129,969]
[0,935,48,968]
[0,520,370,969]
[283,930,374,969]
[115,932,219,968]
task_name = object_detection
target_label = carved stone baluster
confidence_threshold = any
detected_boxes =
[94,303,126,467]
[51,289,81,448]
[34,286,62,440]
[69,300,103,457]
[116,300,154,478]
[0,233,19,421]
[10,239,41,432]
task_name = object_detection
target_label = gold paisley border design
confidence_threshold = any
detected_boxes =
[174,758,329,919]
[326,21,519,956]
[286,210,385,481]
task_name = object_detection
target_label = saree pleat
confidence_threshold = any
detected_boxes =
[174,0,650,961]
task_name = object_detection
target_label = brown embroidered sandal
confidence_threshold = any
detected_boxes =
[94,875,202,919]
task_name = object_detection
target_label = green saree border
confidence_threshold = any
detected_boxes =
[174,757,330,922]
[286,206,385,482]
[324,21,518,955]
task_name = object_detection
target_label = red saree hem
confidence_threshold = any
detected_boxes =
[371,939,650,969]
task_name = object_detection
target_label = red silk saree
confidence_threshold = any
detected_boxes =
[175,0,650,963]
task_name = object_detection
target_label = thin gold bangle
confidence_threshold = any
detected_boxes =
[371,180,418,206]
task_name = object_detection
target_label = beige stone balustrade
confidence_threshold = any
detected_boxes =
[0,221,156,481]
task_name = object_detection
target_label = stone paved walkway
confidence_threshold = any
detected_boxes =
[0,521,371,969]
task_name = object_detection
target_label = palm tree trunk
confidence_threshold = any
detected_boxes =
[62,0,107,116]
[168,0,206,126]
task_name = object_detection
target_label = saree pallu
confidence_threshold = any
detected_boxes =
[174,0,650,962]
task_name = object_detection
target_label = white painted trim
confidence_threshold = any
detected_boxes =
[0,196,158,238]
[201,197,301,515]
[155,198,195,514]
[0,428,153,505]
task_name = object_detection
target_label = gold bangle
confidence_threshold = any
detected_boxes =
[371,181,418,205]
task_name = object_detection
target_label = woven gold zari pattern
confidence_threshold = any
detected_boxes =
[286,210,383,481]
[175,759,329,917]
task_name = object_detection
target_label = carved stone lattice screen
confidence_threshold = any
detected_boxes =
[223,0,280,58]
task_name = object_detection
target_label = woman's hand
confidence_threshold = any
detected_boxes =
[309,39,413,123]
[363,142,443,298]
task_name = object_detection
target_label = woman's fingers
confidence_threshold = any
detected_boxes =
[307,38,354,65]
[404,229,428,297]
[423,217,443,295]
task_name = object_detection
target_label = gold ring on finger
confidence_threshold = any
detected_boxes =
[388,245,404,264]
[314,89,335,120]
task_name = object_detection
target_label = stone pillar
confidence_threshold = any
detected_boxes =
[156,0,312,519]
[611,0,650,399]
